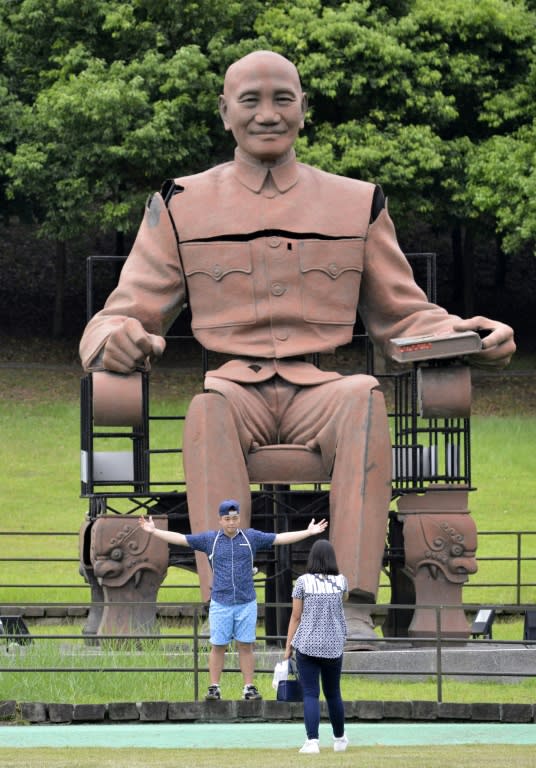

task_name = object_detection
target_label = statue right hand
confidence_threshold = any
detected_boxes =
[102,318,166,373]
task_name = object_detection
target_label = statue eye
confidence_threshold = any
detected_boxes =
[451,544,464,557]
[110,548,123,561]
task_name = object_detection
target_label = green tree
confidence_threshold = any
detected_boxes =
[2,0,536,335]
[466,41,536,257]
[252,0,536,313]
[1,0,255,335]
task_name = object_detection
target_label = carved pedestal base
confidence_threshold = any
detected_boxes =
[397,489,477,640]
[79,516,169,639]
[79,521,104,643]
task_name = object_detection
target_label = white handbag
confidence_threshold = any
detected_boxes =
[271,659,290,690]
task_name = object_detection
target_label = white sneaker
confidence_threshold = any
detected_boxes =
[299,739,320,754]
[333,734,349,752]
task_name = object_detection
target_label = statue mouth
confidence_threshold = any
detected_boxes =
[93,558,123,582]
[424,561,476,583]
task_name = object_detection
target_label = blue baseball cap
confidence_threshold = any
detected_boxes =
[218,499,240,516]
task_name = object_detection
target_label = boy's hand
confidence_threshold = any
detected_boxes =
[138,515,155,533]
[307,518,328,536]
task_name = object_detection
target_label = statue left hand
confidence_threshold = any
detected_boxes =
[453,317,516,368]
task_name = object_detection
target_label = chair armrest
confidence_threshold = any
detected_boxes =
[92,370,146,426]
[417,364,472,418]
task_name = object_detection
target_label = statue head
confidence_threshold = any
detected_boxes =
[219,50,308,164]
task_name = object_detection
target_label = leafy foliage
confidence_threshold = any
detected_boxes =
[0,0,535,326]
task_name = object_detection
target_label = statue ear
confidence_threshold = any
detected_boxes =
[218,95,231,131]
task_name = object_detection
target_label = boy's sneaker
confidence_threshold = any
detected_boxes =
[205,685,221,700]
[242,684,262,700]
[333,734,349,752]
[299,739,320,754]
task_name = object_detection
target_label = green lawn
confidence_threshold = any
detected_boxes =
[1,364,536,705]
[0,745,534,768]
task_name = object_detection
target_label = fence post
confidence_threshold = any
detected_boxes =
[435,606,443,704]
[193,606,199,702]
[516,533,522,606]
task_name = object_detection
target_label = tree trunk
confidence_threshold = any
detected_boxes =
[494,236,507,310]
[114,230,125,284]
[115,230,125,257]
[451,222,475,317]
[52,239,66,338]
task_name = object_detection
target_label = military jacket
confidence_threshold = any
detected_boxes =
[80,149,457,384]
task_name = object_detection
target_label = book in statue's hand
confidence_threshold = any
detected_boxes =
[388,330,483,363]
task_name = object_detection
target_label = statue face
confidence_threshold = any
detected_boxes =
[219,52,307,163]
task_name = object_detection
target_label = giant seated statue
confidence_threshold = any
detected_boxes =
[78,51,515,644]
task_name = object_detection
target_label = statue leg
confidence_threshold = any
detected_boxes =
[183,392,251,602]
[327,386,392,599]
[330,385,392,648]
[283,377,392,647]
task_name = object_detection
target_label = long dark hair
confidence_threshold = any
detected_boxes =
[306,539,340,576]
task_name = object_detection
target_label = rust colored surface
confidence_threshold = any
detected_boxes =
[79,52,514,631]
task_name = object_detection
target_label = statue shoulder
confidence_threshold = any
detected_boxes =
[297,162,377,198]
[161,162,233,201]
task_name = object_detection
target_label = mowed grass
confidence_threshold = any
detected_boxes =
[0,745,535,768]
[1,366,535,605]
[2,635,536,703]
[1,362,536,705]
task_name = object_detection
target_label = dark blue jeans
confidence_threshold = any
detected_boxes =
[295,650,345,740]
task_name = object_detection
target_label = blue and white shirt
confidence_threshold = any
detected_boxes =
[291,573,348,658]
[185,528,276,605]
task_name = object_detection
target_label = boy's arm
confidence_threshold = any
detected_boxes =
[273,518,328,546]
[138,515,190,547]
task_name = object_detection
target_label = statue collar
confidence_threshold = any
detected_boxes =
[233,148,299,194]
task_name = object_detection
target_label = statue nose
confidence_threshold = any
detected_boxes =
[255,110,280,123]
[451,557,478,574]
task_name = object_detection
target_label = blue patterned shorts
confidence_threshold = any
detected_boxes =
[209,599,257,645]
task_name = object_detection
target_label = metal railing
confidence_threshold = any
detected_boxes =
[0,602,535,704]
[1,529,535,605]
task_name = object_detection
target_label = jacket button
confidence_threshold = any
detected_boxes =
[213,265,223,278]
[329,263,339,275]
[271,283,286,296]
[268,237,281,248]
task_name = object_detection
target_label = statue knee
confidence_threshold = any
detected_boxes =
[335,374,383,405]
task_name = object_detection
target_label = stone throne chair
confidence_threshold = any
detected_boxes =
[79,252,477,642]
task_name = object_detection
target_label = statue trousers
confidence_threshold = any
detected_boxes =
[183,373,392,601]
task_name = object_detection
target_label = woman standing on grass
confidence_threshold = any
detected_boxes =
[284,539,349,754]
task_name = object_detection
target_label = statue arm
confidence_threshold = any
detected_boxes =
[79,192,186,373]
[358,204,514,368]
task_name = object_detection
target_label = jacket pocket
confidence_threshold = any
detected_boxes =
[299,239,364,324]
[180,242,256,328]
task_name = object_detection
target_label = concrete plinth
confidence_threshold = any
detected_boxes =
[256,643,536,683]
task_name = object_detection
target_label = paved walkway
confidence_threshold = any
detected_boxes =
[2,723,535,749]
